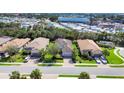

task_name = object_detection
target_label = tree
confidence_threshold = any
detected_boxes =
[103,49,110,56]
[44,53,53,62]
[9,54,24,62]
[6,45,19,56]
[46,43,60,56]
[78,72,90,79]
[9,71,20,79]
[30,69,42,79]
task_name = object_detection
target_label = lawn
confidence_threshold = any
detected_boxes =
[80,59,96,64]
[75,64,97,67]
[102,48,123,64]
[96,75,124,79]
[38,63,63,66]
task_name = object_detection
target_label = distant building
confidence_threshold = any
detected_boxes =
[77,39,102,57]
[55,38,72,57]
[58,17,90,24]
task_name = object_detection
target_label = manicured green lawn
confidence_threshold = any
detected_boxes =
[80,60,96,64]
[55,59,63,63]
[75,64,97,67]
[38,63,63,66]
[102,48,123,64]
[59,74,79,77]
[97,75,124,79]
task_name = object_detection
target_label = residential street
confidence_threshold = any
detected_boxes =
[1,66,124,76]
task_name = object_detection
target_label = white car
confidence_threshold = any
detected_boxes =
[25,55,30,61]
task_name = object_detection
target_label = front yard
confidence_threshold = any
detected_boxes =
[102,48,123,64]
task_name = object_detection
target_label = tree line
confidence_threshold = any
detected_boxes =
[0,21,124,46]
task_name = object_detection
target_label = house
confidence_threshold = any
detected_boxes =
[77,39,102,57]
[0,38,30,58]
[55,38,72,57]
[25,37,49,57]
[0,36,13,46]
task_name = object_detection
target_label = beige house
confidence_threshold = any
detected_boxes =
[0,38,30,58]
[26,37,49,50]
[25,37,49,57]
[77,39,102,57]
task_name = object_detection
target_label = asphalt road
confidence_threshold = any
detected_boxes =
[1,66,124,76]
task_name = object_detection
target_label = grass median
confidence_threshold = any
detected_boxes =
[0,63,21,66]
[75,64,97,67]
[97,75,124,79]
[38,63,63,66]
[109,65,124,68]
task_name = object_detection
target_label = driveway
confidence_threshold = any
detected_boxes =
[63,58,74,67]
[118,47,124,58]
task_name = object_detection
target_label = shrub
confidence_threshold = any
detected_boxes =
[78,72,90,79]
[9,71,20,79]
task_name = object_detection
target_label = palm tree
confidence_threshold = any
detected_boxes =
[30,69,42,79]
[9,71,20,79]
[78,72,90,79]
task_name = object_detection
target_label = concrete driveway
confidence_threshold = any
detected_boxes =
[63,58,74,67]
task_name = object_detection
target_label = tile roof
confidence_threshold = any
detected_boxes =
[26,37,49,50]
[0,38,30,52]
[77,39,101,51]
[55,38,72,52]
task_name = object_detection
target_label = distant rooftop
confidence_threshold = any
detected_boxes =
[0,36,13,45]
[58,17,90,23]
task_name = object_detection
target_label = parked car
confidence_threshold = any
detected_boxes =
[94,57,101,64]
[100,56,107,64]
